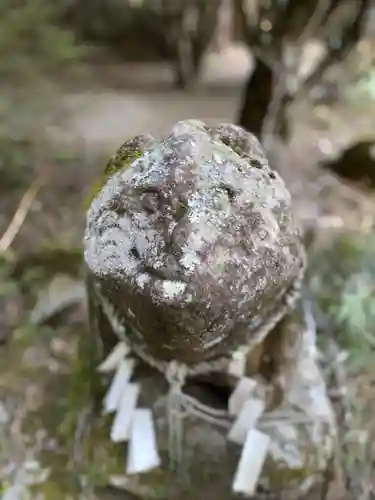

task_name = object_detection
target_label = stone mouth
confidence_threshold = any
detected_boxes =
[142,266,189,283]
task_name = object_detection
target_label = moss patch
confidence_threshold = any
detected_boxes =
[84,140,144,209]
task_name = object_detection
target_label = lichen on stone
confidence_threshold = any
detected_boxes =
[84,120,305,366]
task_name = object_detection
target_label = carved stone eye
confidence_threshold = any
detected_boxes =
[173,198,188,221]
[140,189,161,214]
[219,185,237,203]
[107,194,125,214]
[130,246,141,259]
[250,157,262,168]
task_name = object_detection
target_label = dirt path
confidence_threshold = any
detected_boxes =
[52,45,252,154]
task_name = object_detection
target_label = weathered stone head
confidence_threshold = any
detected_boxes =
[84,120,305,367]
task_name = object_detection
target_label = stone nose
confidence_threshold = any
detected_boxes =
[171,196,189,222]
[162,196,190,253]
[169,220,190,257]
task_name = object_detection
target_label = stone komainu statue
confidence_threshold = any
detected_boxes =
[84,120,304,364]
[83,120,336,499]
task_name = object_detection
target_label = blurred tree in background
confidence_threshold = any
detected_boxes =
[234,0,371,149]
[0,0,82,84]
[66,0,221,88]
[1,0,373,188]
[62,0,373,151]
[0,0,85,189]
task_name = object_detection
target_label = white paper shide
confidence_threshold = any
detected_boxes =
[98,342,161,475]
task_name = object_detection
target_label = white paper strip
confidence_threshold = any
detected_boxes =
[103,358,135,414]
[97,342,130,373]
[232,428,271,496]
[228,348,247,378]
[228,377,257,417]
[110,382,140,443]
[126,409,161,475]
[228,398,265,445]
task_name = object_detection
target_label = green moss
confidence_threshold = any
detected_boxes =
[104,141,143,176]
[264,460,320,489]
[84,141,143,209]
[307,229,375,372]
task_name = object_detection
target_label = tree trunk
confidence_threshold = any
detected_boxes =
[238,57,290,143]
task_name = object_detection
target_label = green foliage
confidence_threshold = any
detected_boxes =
[0,0,87,189]
[307,230,375,371]
[0,136,40,189]
[0,252,18,300]
[0,0,85,83]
